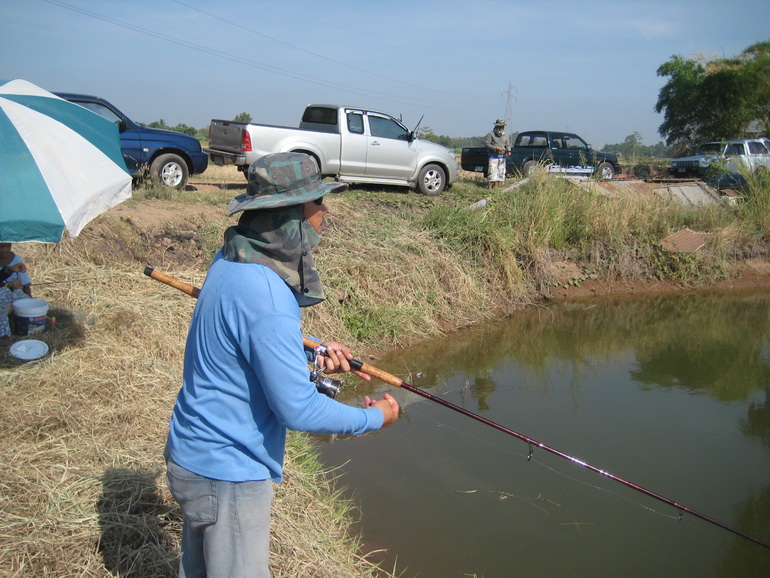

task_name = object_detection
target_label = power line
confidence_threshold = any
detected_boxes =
[42,0,488,111]
[170,0,478,101]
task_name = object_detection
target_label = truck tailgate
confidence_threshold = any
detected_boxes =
[208,120,247,153]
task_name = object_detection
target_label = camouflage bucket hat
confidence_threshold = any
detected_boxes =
[227,152,348,215]
[494,119,506,127]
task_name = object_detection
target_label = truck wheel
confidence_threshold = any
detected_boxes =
[417,164,446,196]
[635,165,652,179]
[521,160,537,177]
[151,154,189,189]
[595,162,615,180]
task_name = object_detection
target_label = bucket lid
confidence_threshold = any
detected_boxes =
[13,298,47,308]
[9,339,49,361]
[13,298,48,316]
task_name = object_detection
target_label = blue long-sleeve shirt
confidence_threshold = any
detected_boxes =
[166,251,383,483]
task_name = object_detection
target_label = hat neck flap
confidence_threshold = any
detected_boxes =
[222,206,325,307]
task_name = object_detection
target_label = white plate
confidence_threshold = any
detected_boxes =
[9,339,49,361]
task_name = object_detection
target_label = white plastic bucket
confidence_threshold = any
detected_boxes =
[12,298,48,336]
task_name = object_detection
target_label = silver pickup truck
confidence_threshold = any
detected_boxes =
[668,138,770,178]
[206,104,458,195]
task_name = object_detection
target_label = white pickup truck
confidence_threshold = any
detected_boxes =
[668,138,770,178]
[206,104,458,195]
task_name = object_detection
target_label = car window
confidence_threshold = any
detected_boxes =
[562,134,588,149]
[518,133,547,147]
[367,114,408,140]
[696,142,723,155]
[346,112,364,134]
[724,143,745,157]
[73,101,121,125]
[302,106,338,127]
[748,141,768,155]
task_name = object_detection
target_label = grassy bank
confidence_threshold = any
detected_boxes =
[1,165,768,576]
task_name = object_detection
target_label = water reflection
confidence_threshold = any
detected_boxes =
[378,293,770,403]
[745,392,770,449]
[318,291,770,577]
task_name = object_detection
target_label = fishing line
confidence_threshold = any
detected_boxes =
[393,388,770,562]
[404,395,681,522]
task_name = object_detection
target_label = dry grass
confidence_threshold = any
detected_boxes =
[0,237,395,577]
[2,164,767,576]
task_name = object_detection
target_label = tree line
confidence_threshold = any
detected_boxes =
[655,40,769,154]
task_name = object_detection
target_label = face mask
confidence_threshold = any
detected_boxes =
[222,206,326,307]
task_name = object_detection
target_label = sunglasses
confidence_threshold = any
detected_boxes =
[314,196,325,205]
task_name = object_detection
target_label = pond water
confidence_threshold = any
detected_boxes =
[315,290,770,577]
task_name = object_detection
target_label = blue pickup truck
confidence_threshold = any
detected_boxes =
[55,92,208,189]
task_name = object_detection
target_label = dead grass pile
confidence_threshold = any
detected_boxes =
[0,238,394,577]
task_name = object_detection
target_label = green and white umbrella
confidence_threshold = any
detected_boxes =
[0,79,131,243]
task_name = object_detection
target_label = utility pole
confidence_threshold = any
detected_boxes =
[502,81,515,129]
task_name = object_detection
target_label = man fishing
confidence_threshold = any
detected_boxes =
[164,152,399,577]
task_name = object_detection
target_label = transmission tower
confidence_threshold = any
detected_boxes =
[502,81,516,129]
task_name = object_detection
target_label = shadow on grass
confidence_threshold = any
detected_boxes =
[0,307,86,369]
[98,467,181,577]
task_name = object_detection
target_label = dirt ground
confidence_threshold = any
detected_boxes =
[548,260,770,300]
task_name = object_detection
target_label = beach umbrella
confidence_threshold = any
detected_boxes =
[0,78,132,243]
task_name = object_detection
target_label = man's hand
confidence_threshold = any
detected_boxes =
[315,341,372,381]
[365,393,400,427]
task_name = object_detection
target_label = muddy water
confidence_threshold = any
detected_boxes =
[315,291,770,577]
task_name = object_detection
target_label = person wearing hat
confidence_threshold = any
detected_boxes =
[164,152,400,577]
[0,258,28,338]
[485,119,511,189]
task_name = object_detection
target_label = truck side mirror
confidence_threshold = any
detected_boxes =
[117,119,127,133]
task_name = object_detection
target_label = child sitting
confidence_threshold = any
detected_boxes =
[0,258,29,337]
[0,243,32,299]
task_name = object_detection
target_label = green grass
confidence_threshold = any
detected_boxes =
[421,169,768,291]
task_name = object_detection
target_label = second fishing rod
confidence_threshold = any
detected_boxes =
[144,266,770,551]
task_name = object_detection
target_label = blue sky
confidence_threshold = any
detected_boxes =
[2,0,768,148]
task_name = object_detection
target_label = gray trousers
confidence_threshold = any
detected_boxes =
[166,458,273,578]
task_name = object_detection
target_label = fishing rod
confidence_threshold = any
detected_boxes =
[31,280,77,287]
[143,266,770,551]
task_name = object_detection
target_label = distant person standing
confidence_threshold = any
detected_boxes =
[485,119,511,189]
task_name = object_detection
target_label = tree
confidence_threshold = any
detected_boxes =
[623,131,642,158]
[233,112,252,123]
[601,132,671,158]
[417,125,437,141]
[655,41,770,148]
[417,126,453,148]
[740,41,770,135]
[655,55,708,146]
[148,119,169,130]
